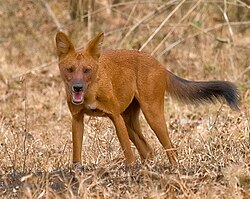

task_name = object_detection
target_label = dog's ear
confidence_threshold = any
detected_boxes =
[55,32,75,58]
[85,32,104,60]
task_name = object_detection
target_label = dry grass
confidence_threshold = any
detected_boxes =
[0,0,250,198]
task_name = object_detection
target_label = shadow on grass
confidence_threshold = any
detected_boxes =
[0,161,177,198]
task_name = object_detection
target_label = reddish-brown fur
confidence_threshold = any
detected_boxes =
[55,32,239,166]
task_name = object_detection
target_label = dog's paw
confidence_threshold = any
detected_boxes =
[72,162,84,174]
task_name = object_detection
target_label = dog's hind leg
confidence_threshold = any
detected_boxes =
[139,98,178,166]
[122,99,153,160]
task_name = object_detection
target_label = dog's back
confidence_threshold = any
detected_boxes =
[100,49,240,110]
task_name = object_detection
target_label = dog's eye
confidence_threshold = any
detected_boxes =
[84,68,91,74]
[67,67,74,73]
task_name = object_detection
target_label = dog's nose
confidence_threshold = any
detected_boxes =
[72,84,83,92]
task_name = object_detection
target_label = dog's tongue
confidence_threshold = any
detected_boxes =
[72,91,84,104]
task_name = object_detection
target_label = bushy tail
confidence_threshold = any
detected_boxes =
[166,72,240,110]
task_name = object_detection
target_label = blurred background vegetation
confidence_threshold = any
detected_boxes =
[1,0,249,83]
[0,0,249,198]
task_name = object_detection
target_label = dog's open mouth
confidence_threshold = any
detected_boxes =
[72,91,84,105]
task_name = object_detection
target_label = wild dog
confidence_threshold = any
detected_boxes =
[55,32,239,167]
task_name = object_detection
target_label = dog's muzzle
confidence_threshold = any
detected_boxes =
[71,84,84,105]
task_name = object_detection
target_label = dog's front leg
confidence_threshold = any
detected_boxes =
[71,112,84,165]
[110,114,135,165]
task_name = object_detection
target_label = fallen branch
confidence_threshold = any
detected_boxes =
[12,59,57,81]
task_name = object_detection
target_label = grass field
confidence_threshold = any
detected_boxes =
[0,0,250,198]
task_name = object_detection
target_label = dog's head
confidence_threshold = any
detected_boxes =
[55,32,104,105]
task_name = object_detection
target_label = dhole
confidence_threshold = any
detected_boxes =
[55,32,239,166]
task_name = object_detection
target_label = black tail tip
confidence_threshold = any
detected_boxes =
[225,84,240,111]
[229,102,240,111]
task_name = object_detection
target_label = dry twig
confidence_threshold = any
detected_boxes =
[118,1,174,48]
[40,0,63,31]
[151,0,202,56]
[139,0,186,51]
